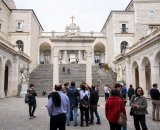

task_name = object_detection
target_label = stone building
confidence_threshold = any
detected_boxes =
[0,0,160,97]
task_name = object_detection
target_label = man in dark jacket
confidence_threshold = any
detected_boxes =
[150,83,160,121]
[28,84,37,119]
[90,86,101,125]
[66,81,79,126]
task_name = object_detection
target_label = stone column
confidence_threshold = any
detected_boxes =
[151,65,160,87]
[63,50,67,64]
[78,50,82,63]
[139,67,147,95]
[0,67,5,98]
[86,50,92,86]
[92,50,95,64]
[125,57,130,86]
[51,47,54,64]
[131,69,136,88]
[105,49,107,63]
[53,49,59,91]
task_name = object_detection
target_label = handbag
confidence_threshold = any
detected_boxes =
[117,100,127,126]
[130,108,134,116]
[118,113,127,126]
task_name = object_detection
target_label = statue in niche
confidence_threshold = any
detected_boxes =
[20,67,29,82]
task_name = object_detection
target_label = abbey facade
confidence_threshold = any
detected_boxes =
[0,0,160,98]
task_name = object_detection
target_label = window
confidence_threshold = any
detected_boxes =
[16,21,23,31]
[148,10,155,17]
[121,24,128,33]
[121,41,128,53]
[16,40,24,52]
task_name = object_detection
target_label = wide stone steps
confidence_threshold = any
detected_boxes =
[59,64,86,87]
[29,64,53,95]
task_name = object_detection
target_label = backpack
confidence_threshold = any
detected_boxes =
[80,95,89,108]
[24,94,30,103]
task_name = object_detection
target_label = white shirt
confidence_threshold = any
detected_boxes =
[79,90,89,100]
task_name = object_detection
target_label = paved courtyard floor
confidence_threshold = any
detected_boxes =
[0,97,160,130]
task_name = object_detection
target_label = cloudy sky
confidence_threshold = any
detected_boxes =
[14,0,131,32]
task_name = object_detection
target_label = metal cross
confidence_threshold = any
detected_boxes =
[70,15,75,23]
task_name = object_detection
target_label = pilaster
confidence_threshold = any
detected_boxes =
[86,50,92,86]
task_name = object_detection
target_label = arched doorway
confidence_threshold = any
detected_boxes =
[4,60,12,96]
[94,43,105,64]
[142,57,151,94]
[39,43,51,64]
[132,61,139,88]
[155,51,160,86]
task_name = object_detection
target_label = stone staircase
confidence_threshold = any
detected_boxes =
[29,64,116,96]
[29,64,53,95]
[92,65,117,96]
[59,64,86,87]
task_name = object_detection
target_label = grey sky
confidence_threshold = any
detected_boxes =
[14,0,131,32]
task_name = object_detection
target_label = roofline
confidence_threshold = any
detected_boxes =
[11,9,44,31]
[101,10,134,32]
[2,0,11,11]
[125,0,133,11]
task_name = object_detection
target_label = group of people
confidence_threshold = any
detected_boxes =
[105,83,148,130]
[62,66,70,74]
[47,81,101,130]
[25,82,160,130]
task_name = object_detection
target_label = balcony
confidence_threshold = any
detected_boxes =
[121,28,128,33]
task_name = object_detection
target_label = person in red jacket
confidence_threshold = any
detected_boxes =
[105,88,126,130]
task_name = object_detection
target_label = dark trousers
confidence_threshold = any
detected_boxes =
[28,104,36,117]
[105,93,109,100]
[90,106,100,123]
[50,113,66,130]
[133,114,148,130]
[109,122,121,130]
[80,106,89,125]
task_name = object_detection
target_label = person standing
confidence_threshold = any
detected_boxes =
[79,84,90,127]
[90,85,101,125]
[104,84,111,100]
[130,87,148,130]
[28,84,37,119]
[150,83,160,121]
[47,84,70,130]
[105,88,126,130]
[66,81,79,126]
[128,84,135,101]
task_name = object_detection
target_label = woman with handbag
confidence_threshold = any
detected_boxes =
[105,88,126,130]
[130,87,148,130]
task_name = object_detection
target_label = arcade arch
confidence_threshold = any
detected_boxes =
[39,43,51,64]
[94,43,105,63]
[4,60,12,96]
[154,51,160,85]
[141,57,151,94]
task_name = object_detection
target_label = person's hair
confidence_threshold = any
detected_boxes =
[110,88,120,96]
[91,85,95,90]
[55,84,62,91]
[130,84,133,88]
[30,84,35,88]
[71,81,75,86]
[153,83,158,88]
[135,87,144,96]
[64,82,69,87]
[114,83,122,89]
[80,84,86,91]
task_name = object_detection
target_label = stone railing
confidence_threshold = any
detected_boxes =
[129,27,160,51]
[39,31,105,38]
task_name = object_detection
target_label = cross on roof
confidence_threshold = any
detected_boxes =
[70,15,75,23]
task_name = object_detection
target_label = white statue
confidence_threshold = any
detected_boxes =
[20,67,29,82]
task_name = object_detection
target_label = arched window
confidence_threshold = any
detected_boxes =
[16,40,24,52]
[121,41,128,53]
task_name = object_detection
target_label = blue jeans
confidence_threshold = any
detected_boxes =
[67,107,77,125]
[122,123,127,130]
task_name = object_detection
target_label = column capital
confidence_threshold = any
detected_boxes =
[53,50,59,57]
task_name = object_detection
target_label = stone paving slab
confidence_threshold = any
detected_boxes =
[0,97,160,130]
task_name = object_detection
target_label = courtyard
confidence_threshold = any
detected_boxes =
[0,97,160,130]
